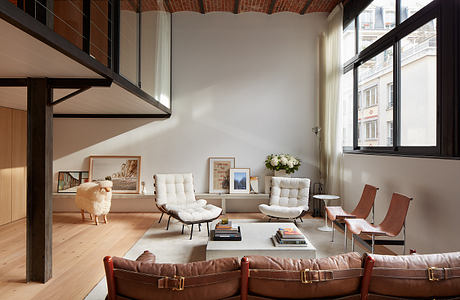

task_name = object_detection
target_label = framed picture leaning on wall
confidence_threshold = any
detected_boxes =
[57,171,89,193]
[209,157,235,194]
[230,168,250,194]
[89,156,141,194]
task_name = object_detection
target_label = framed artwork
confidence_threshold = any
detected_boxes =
[230,168,250,194]
[57,171,89,193]
[89,156,141,194]
[209,157,235,193]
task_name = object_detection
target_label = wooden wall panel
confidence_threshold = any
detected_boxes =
[11,109,27,221]
[0,107,12,225]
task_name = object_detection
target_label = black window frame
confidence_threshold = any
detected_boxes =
[342,0,450,157]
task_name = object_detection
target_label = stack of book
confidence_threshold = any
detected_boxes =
[272,227,308,247]
[212,221,242,241]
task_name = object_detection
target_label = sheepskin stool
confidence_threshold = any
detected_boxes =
[75,180,113,225]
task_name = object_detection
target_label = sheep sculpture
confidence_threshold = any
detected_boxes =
[75,180,113,225]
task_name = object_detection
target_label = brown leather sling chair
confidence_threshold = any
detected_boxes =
[345,192,413,254]
[326,184,379,251]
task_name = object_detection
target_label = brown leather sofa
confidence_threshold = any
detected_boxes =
[103,251,460,300]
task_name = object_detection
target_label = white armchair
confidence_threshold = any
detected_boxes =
[258,177,310,223]
[154,173,222,239]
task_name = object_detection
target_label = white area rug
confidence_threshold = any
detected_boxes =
[85,217,364,299]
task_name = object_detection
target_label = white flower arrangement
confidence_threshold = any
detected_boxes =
[265,154,301,174]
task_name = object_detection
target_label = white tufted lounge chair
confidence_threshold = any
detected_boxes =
[154,173,222,239]
[258,177,310,224]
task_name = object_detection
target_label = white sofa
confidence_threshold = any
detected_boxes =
[258,177,310,222]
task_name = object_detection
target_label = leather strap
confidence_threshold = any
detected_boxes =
[157,270,241,289]
[249,268,364,282]
[114,269,240,290]
[372,267,460,281]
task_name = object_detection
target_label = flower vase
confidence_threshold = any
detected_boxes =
[274,169,290,177]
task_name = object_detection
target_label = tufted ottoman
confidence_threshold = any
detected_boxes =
[258,177,310,223]
[169,204,222,239]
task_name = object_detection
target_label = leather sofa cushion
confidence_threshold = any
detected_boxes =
[246,252,362,299]
[112,252,241,300]
[368,251,460,298]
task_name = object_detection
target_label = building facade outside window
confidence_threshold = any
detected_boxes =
[387,121,393,146]
[387,83,393,109]
[365,120,378,140]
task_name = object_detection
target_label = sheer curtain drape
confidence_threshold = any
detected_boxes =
[319,4,343,196]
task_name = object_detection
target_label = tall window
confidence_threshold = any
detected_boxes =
[342,0,439,155]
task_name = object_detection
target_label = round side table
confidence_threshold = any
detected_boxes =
[313,194,340,232]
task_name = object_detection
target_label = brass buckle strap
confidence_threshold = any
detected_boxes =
[371,267,460,280]
[172,275,185,291]
[301,269,334,283]
[301,269,312,283]
[158,275,185,291]
[427,267,444,282]
[249,269,363,283]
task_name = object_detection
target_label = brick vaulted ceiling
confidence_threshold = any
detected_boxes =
[131,0,344,15]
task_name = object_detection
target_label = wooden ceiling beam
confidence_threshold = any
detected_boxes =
[300,0,313,15]
[164,0,172,13]
[198,0,205,14]
[234,0,240,14]
[268,0,277,14]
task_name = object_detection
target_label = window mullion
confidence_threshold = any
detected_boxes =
[353,66,359,150]
[393,40,401,150]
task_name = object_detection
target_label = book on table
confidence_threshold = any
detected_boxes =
[271,236,308,247]
[272,227,307,246]
[213,221,242,241]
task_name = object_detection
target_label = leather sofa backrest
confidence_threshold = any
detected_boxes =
[367,251,460,299]
[108,254,241,300]
[154,173,196,206]
[246,252,363,299]
[270,177,310,209]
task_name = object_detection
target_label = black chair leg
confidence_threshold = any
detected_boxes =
[199,223,201,232]
[158,212,164,223]
[207,222,210,236]
[268,218,271,222]
[166,215,171,230]
[300,217,303,223]
[181,224,184,234]
[294,219,297,226]
[190,224,194,240]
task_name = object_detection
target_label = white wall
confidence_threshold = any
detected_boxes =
[53,12,327,211]
[343,154,460,253]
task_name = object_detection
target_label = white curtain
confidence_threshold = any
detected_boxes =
[319,4,343,196]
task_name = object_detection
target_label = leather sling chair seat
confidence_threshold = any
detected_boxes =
[326,184,379,251]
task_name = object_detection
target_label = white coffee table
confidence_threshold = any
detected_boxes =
[206,222,316,260]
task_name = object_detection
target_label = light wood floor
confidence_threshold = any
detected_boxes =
[0,212,392,300]
[0,213,157,300]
